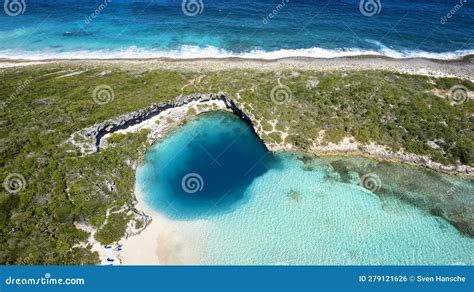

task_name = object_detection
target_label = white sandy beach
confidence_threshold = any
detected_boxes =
[120,186,212,265]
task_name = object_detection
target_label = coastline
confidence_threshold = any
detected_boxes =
[4,56,471,265]
[3,0,474,269]
[1,55,473,81]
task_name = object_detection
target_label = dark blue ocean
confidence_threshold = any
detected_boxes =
[0,0,473,59]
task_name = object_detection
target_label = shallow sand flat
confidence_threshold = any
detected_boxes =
[155,226,203,265]
[120,187,210,265]
[0,55,473,80]
[120,219,160,265]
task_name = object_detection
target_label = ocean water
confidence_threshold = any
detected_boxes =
[0,0,473,59]
[137,112,474,265]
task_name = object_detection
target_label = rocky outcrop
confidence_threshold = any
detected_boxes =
[68,93,256,154]
[308,139,473,176]
[124,208,152,239]
[366,148,473,175]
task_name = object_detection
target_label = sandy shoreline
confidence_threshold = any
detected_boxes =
[119,189,162,266]
[1,55,473,80]
[120,186,210,265]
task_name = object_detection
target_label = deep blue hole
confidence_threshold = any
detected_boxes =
[138,111,276,220]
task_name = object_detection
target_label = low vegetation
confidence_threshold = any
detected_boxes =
[0,63,472,264]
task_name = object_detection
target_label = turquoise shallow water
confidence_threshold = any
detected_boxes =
[137,112,474,265]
